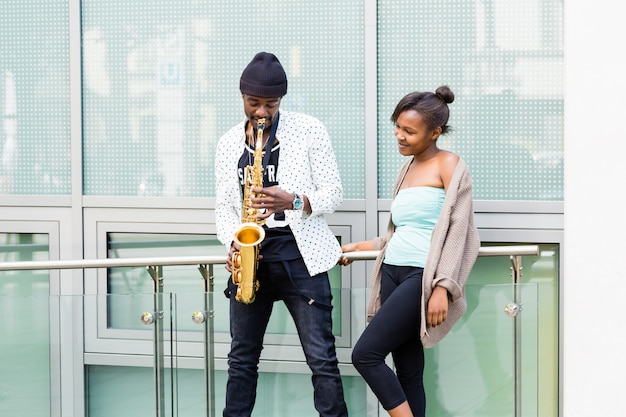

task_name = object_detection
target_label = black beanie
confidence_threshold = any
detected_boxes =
[240,52,288,98]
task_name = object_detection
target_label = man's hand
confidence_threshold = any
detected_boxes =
[251,186,309,217]
[338,243,356,266]
[225,241,240,273]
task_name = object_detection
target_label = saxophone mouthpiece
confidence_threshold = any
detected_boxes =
[256,118,266,130]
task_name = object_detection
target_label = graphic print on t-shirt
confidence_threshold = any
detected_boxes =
[238,142,286,224]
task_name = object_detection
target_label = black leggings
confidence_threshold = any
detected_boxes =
[352,264,426,417]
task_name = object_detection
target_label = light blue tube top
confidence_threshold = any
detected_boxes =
[384,186,445,268]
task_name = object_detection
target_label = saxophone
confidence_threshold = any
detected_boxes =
[231,118,267,304]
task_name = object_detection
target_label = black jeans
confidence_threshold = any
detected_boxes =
[223,257,348,417]
[352,263,426,416]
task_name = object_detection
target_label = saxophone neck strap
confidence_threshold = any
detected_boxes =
[281,260,333,311]
[262,112,280,168]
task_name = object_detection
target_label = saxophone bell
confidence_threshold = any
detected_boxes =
[231,222,265,303]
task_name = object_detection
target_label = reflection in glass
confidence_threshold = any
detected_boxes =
[378,0,563,200]
[0,1,70,195]
[81,1,365,198]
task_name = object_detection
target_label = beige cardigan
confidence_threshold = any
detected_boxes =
[366,158,480,348]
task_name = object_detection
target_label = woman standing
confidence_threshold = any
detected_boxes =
[340,86,480,417]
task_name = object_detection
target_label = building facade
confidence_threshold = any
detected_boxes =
[0,1,568,416]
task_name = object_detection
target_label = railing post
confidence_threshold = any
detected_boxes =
[198,264,216,417]
[510,255,523,417]
[146,265,165,417]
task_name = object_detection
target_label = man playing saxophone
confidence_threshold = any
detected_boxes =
[214,52,348,417]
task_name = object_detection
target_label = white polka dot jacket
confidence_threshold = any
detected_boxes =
[214,110,344,276]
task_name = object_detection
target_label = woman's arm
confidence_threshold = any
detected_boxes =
[338,240,375,265]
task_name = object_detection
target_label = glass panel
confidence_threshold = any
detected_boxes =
[0,283,548,417]
[377,0,563,201]
[425,283,538,417]
[471,243,559,417]
[106,233,347,339]
[0,0,70,195]
[0,232,49,263]
[174,287,371,417]
[82,0,365,198]
[0,293,53,417]
[87,365,162,415]
[107,233,223,291]
[86,293,176,417]
[0,233,51,415]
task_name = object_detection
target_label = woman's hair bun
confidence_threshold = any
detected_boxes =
[435,85,454,104]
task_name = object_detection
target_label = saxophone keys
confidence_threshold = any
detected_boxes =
[232,251,242,268]
[231,252,242,284]
[232,270,242,285]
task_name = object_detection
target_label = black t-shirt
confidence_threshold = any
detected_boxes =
[237,140,300,262]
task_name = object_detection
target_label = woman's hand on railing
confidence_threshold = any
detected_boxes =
[338,240,375,266]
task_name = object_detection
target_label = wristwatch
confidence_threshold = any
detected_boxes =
[292,193,304,210]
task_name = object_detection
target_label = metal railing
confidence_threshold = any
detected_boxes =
[0,245,538,277]
[0,244,539,417]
